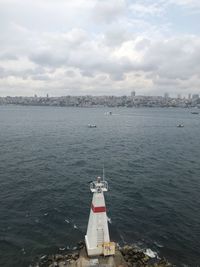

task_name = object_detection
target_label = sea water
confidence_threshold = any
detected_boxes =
[0,106,200,266]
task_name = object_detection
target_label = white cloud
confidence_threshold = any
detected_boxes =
[92,0,126,24]
[129,2,165,16]
[0,0,200,96]
[170,0,200,8]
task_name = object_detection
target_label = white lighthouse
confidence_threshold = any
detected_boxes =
[85,176,115,257]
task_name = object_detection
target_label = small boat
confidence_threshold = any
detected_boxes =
[191,111,199,114]
[105,111,112,115]
[177,124,184,128]
[88,124,97,128]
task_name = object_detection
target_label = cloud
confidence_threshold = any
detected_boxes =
[129,2,165,17]
[0,0,200,96]
[1,29,200,96]
[0,53,18,61]
[170,0,200,8]
[144,36,200,79]
[92,0,126,24]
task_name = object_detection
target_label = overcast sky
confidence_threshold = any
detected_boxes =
[0,0,200,97]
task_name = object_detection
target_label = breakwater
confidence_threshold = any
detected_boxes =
[33,242,174,267]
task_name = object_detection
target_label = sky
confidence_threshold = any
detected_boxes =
[0,0,200,97]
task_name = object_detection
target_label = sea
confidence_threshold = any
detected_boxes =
[0,106,200,267]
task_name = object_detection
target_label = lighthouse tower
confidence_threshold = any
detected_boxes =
[85,176,115,257]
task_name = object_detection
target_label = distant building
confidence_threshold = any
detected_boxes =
[192,94,199,100]
[131,91,136,97]
[188,93,191,100]
[177,94,181,99]
[164,93,169,98]
[34,94,37,98]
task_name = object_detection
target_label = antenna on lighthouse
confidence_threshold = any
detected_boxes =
[103,164,105,181]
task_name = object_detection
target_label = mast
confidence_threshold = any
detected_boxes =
[103,164,105,181]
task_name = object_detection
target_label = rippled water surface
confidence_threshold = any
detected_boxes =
[0,106,200,267]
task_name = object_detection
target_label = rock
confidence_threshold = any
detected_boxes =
[136,251,145,260]
[141,255,149,263]
[48,255,54,262]
[77,240,85,249]
[156,257,174,267]
[55,255,64,261]
[120,245,175,267]
[71,253,79,260]
[132,254,139,261]
[65,254,72,260]
[120,245,133,256]
[124,255,130,261]
[128,250,135,256]
[136,260,145,267]
[58,262,66,267]
[49,262,58,267]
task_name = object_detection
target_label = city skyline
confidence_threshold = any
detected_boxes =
[1,90,200,99]
[0,0,200,96]
[1,91,200,108]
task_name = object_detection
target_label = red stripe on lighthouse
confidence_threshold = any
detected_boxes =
[91,203,106,213]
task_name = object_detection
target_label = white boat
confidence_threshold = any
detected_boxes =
[88,124,97,128]
[104,111,112,115]
[177,124,184,128]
